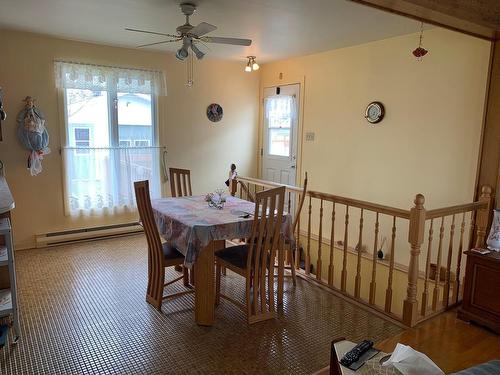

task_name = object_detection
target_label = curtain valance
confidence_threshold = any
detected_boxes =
[54,61,166,96]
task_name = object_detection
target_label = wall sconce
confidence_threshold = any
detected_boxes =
[245,56,259,72]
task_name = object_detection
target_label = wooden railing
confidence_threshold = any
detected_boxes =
[230,175,493,327]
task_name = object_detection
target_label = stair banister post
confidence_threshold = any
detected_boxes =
[403,194,426,327]
[474,185,492,248]
[230,176,238,197]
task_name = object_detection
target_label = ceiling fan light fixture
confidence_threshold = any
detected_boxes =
[176,47,189,60]
[191,43,205,60]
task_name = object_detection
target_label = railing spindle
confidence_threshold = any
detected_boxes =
[354,209,364,298]
[295,195,301,269]
[432,217,445,311]
[316,199,324,280]
[328,203,336,286]
[341,205,349,292]
[421,219,434,316]
[454,212,466,304]
[306,196,312,275]
[443,214,456,307]
[385,216,396,313]
[369,212,379,305]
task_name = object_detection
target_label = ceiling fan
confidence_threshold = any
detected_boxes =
[125,2,252,61]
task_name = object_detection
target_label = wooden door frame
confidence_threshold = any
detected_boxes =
[258,78,305,187]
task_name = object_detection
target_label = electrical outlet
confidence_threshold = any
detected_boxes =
[305,132,315,141]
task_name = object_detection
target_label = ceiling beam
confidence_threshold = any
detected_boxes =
[348,0,499,40]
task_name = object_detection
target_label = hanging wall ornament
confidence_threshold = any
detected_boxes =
[16,96,50,176]
[0,88,6,142]
[412,22,428,61]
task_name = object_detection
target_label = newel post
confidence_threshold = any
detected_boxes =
[403,194,426,327]
[474,185,493,248]
[230,176,238,197]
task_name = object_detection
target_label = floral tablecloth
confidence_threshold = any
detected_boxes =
[152,195,294,267]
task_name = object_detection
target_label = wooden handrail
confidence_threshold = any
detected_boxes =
[307,190,411,219]
[426,201,487,219]
[235,176,304,193]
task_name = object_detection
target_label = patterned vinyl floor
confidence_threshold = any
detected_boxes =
[0,235,402,374]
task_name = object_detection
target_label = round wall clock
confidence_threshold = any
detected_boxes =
[206,103,223,122]
[365,101,385,124]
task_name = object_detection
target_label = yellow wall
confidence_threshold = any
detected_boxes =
[0,29,259,249]
[260,28,490,210]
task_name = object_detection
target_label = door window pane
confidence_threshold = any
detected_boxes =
[269,128,290,157]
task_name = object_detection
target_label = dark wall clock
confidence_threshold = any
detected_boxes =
[206,103,223,122]
[365,101,385,124]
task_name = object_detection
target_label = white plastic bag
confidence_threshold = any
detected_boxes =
[382,343,444,375]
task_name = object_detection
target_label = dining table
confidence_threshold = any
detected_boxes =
[151,194,294,326]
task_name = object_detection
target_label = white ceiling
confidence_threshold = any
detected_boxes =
[0,0,423,62]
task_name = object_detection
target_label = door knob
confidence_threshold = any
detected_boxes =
[290,165,296,169]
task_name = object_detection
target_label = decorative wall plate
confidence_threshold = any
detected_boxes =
[207,103,223,122]
[365,101,385,124]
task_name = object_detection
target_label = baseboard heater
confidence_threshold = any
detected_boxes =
[35,222,143,248]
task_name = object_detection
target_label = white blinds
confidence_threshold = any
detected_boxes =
[54,61,166,96]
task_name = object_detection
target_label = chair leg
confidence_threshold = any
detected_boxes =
[278,248,284,305]
[289,249,297,286]
[221,265,227,276]
[183,266,189,286]
[215,262,221,306]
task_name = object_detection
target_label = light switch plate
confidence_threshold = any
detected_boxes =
[305,132,315,141]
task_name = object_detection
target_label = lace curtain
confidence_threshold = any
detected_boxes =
[62,147,161,215]
[265,95,297,123]
[54,61,166,95]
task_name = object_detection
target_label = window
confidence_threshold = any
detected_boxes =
[55,62,166,214]
[73,128,90,154]
[265,96,295,157]
[134,140,151,147]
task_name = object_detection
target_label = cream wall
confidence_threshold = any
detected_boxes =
[0,29,259,249]
[260,28,490,210]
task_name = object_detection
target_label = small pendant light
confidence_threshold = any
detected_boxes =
[412,22,428,61]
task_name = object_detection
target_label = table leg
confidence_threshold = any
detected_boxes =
[195,241,215,326]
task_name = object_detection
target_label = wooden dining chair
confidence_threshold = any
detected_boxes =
[215,186,286,324]
[169,167,192,197]
[134,180,194,311]
[281,172,308,286]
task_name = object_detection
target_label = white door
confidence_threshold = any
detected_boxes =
[261,84,299,186]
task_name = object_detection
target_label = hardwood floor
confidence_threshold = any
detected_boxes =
[376,309,500,373]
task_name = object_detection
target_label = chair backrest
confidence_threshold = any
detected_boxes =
[246,185,286,318]
[134,181,164,293]
[292,172,308,234]
[169,167,192,197]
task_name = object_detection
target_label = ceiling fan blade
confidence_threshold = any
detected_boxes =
[137,39,182,48]
[189,22,217,37]
[203,36,252,46]
[125,27,178,38]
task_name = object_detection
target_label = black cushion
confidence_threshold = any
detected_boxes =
[162,243,185,261]
[215,244,249,269]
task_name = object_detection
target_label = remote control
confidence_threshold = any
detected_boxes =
[340,340,374,367]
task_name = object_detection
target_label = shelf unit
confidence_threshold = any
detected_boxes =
[0,217,19,344]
